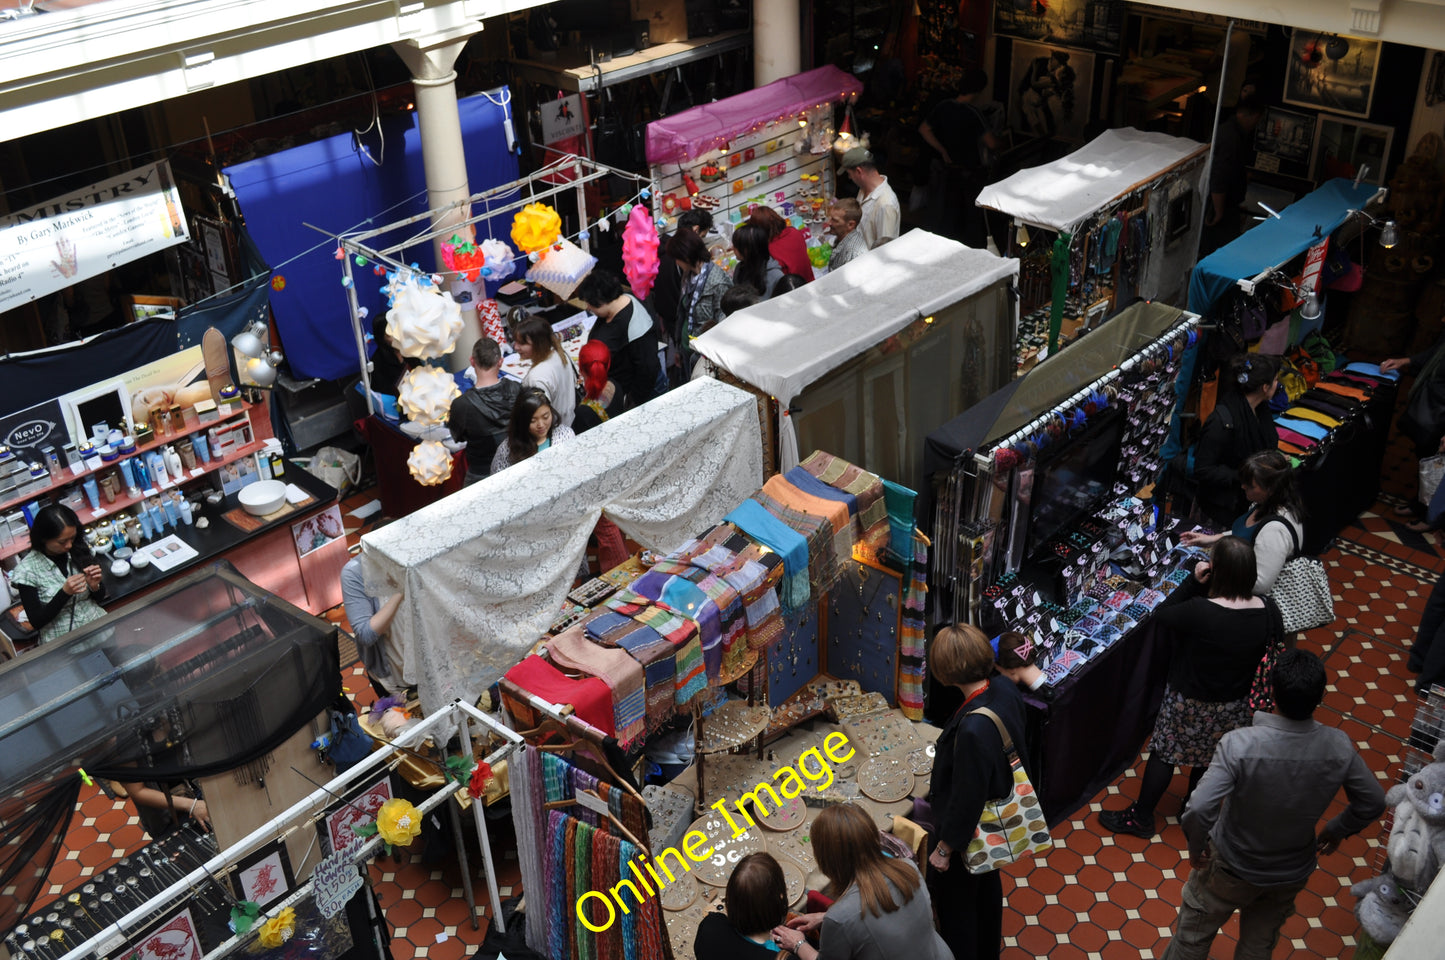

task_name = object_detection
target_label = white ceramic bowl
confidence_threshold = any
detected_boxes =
[110,559,131,578]
[130,551,151,569]
[238,479,287,516]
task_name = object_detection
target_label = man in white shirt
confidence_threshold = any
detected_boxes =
[839,147,900,249]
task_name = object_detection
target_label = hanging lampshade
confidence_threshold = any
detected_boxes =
[385,280,464,360]
[407,440,454,486]
[398,366,461,425]
[232,322,267,360]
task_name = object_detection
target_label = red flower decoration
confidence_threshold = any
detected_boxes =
[271,275,286,291]
[468,761,494,799]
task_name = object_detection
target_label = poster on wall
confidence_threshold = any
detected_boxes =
[134,907,201,960]
[292,504,344,558]
[1311,117,1393,186]
[1009,42,1095,142]
[0,160,189,314]
[321,778,393,855]
[0,398,72,462]
[119,345,210,430]
[1282,33,1380,119]
[994,0,1123,54]
[1253,107,1317,176]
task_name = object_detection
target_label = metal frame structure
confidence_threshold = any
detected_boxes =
[303,153,649,415]
[52,701,524,960]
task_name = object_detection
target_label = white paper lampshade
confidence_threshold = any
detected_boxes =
[397,366,461,425]
[385,282,464,360]
[407,439,454,486]
[526,239,598,300]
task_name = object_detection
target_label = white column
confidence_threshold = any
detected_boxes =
[754,0,801,87]
[392,24,484,371]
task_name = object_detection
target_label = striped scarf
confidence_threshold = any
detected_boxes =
[613,623,677,733]
[608,590,707,707]
[547,627,648,748]
[510,748,548,954]
[547,811,569,960]
[799,450,890,561]
[751,487,839,599]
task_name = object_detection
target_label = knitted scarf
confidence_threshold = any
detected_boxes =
[723,499,810,612]
[898,531,929,721]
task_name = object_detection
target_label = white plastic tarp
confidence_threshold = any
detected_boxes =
[360,377,764,716]
[976,128,1206,233]
[691,228,1017,469]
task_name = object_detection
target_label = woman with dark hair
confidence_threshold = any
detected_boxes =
[694,852,793,959]
[732,223,785,299]
[491,389,575,473]
[574,268,660,410]
[772,274,808,298]
[775,803,950,960]
[748,206,815,281]
[1182,449,1305,594]
[919,623,1028,960]
[1100,536,1281,839]
[1191,353,1282,528]
[995,630,1054,701]
[11,504,106,644]
[512,315,577,427]
[664,228,733,352]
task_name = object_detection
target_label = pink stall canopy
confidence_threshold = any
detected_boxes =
[645,65,863,167]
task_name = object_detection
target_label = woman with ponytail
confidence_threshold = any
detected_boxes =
[573,340,621,433]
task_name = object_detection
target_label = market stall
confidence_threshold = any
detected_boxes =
[925,300,1202,822]
[1181,176,1393,552]
[359,377,764,717]
[691,228,1018,485]
[490,443,932,958]
[645,65,862,251]
[976,127,1206,366]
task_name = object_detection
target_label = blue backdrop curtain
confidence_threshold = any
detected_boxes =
[224,88,520,381]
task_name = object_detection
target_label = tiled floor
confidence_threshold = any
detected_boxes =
[33,415,1441,959]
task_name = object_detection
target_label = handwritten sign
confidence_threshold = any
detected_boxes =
[0,160,189,313]
[313,850,364,919]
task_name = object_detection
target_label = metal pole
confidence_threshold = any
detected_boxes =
[1191,19,1236,265]
[455,703,510,935]
[342,253,373,416]
[574,157,589,255]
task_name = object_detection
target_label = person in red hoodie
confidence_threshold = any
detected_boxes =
[747,206,814,282]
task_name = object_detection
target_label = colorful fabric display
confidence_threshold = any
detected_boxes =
[611,624,675,733]
[505,655,616,736]
[1274,426,1318,449]
[724,499,810,612]
[798,450,890,559]
[763,474,854,586]
[1284,407,1341,428]
[752,486,839,598]
[1344,361,1398,381]
[606,589,706,707]
[1273,416,1329,440]
[631,569,724,682]
[701,525,786,652]
[642,540,753,681]
[897,531,929,721]
[1315,381,1370,402]
[583,610,634,645]
[785,466,857,515]
[546,627,647,748]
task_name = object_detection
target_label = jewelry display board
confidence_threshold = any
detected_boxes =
[825,561,903,703]
[766,601,822,708]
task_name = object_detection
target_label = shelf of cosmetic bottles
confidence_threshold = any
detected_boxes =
[0,401,257,516]
[0,438,268,562]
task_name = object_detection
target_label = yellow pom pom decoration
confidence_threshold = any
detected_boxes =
[510,202,562,255]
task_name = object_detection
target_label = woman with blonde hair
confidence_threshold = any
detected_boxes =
[772,802,952,960]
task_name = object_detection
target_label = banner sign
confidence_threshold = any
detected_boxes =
[0,160,189,313]
[0,398,71,460]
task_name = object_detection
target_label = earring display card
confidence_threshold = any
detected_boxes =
[766,600,821,708]
[826,561,903,703]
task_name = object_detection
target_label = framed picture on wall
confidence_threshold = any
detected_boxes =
[993,0,1123,54]
[1255,108,1316,164]
[1311,116,1393,186]
[1281,33,1380,118]
[233,841,295,909]
[1008,41,1096,143]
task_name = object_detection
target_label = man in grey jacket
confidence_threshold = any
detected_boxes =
[1161,649,1386,959]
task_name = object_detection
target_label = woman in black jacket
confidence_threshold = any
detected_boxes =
[1192,353,1281,529]
[925,623,1031,960]
[1098,536,1282,839]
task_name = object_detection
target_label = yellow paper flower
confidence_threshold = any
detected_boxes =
[257,907,296,948]
[376,797,423,847]
[510,202,562,254]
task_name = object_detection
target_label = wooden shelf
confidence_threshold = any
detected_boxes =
[0,401,255,516]
[0,437,268,562]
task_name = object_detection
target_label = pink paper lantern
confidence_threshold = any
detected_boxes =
[622,205,660,300]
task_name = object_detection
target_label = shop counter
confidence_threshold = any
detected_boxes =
[1025,619,1173,827]
[96,465,341,615]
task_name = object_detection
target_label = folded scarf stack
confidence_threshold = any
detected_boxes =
[799,450,891,561]
[607,589,707,708]
[724,499,811,613]
[751,485,840,599]
[546,626,647,748]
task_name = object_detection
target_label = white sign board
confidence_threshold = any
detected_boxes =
[313,850,364,918]
[0,160,189,313]
[540,94,585,144]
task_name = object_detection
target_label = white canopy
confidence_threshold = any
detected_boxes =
[360,377,764,716]
[976,128,1207,233]
[691,229,1017,468]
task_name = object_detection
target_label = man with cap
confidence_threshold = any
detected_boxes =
[839,147,900,249]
